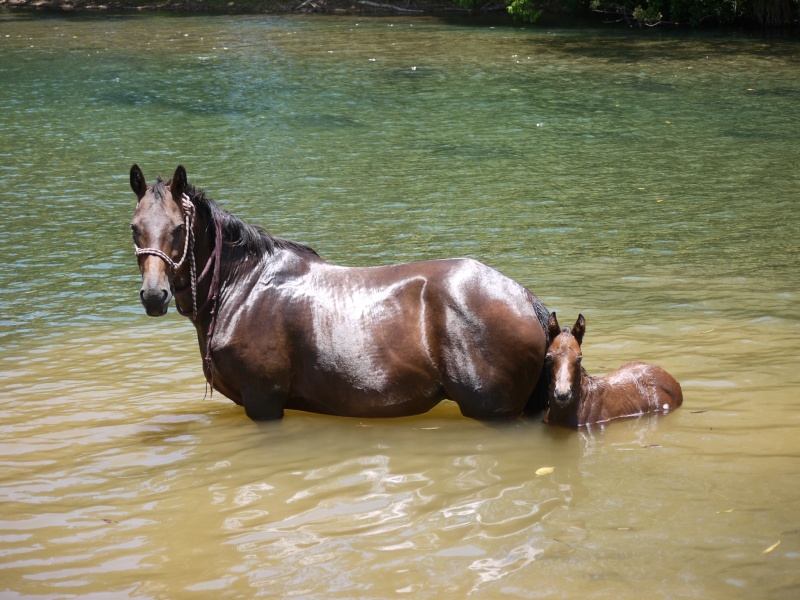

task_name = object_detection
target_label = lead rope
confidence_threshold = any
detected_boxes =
[181,195,199,320]
[203,212,224,399]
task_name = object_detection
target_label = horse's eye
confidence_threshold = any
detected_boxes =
[130,224,140,240]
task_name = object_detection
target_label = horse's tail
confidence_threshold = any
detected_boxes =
[526,293,551,415]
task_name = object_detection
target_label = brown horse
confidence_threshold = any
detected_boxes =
[543,313,683,427]
[130,165,551,421]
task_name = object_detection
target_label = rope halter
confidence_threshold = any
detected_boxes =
[133,194,195,274]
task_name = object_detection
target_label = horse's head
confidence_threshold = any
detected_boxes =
[129,164,190,317]
[545,312,586,408]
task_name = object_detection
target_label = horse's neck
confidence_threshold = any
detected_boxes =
[559,371,595,424]
[173,211,221,322]
[580,374,614,422]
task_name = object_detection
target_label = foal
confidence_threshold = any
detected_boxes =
[543,313,683,427]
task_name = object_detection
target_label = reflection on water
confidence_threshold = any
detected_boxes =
[1,11,799,599]
[2,322,798,597]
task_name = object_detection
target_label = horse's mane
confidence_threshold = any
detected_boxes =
[158,178,318,259]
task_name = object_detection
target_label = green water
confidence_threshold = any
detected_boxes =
[1,11,799,599]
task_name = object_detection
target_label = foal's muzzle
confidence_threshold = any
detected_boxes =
[553,390,574,407]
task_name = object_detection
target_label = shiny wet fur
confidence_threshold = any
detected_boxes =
[130,165,551,421]
[543,313,683,427]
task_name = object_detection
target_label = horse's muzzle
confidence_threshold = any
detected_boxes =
[140,286,171,317]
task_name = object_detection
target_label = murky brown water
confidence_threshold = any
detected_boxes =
[1,11,799,599]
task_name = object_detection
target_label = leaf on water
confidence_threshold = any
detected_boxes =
[716,508,734,514]
[535,466,555,477]
[419,427,441,431]
[691,410,708,414]
[762,540,781,554]
[102,518,119,524]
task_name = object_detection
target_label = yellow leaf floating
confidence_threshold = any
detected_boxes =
[762,540,781,555]
[535,467,555,477]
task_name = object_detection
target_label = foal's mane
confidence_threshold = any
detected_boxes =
[158,177,318,259]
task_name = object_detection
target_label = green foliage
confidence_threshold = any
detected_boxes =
[506,0,545,22]
[589,0,798,24]
[632,3,663,23]
[446,0,544,23]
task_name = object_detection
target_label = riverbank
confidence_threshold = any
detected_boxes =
[1,0,797,34]
[0,0,497,17]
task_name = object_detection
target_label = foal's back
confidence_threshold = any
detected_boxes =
[586,361,683,424]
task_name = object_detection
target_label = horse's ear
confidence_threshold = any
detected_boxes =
[547,312,561,344]
[572,314,586,346]
[130,164,147,201]
[170,165,187,201]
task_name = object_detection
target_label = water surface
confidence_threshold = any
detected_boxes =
[1,12,799,598]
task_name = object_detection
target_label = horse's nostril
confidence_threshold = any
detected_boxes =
[140,287,169,307]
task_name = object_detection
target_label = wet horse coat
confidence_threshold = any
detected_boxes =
[543,313,683,427]
[130,165,550,421]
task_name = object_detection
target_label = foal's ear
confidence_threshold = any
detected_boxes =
[170,165,187,201]
[547,312,561,343]
[130,164,147,201]
[572,314,586,345]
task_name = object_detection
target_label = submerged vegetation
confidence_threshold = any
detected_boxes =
[0,0,796,25]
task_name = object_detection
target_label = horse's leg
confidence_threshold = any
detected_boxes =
[241,383,286,421]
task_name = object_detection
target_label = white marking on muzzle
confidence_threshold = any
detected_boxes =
[554,359,573,398]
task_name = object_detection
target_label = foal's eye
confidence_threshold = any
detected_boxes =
[544,354,553,365]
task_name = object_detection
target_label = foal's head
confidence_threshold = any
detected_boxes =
[545,312,586,408]
[129,164,189,317]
